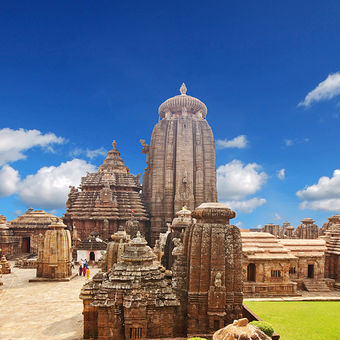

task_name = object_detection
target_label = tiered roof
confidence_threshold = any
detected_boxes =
[241,232,296,260]
[10,208,59,229]
[279,239,326,257]
[64,141,148,221]
[325,223,340,255]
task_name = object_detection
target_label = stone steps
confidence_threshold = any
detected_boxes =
[303,280,331,292]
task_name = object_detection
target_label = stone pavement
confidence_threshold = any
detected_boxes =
[244,289,340,302]
[0,262,99,340]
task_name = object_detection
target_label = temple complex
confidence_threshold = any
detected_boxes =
[80,202,243,339]
[9,208,59,254]
[64,141,149,241]
[80,231,180,340]
[280,238,330,291]
[241,232,298,297]
[294,218,319,239]
[140,84,217,244]
[35,220,72,280]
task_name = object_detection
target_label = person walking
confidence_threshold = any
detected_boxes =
[79,263,83,276]
[83,263,87,276]
[86,267,91,280]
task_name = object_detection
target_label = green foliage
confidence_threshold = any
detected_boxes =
[250,320,274,337]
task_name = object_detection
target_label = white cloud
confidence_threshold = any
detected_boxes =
[86,147,107,159]
[217,160,267,200]
[285,139,294,147]
[299,72,340,107]
[222,198,266,213]
[277,168,285,180]
[299,198,340,211]
[217,160,267,213]
[274,212,282,220]
[0,165,20,196]
[19,159,96,209]
[0,128,64,166]
[297,169,340,211]
[216,135,248,149]
[235,221,243,228]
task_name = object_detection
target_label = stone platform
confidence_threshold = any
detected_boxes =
[29,273,78,282]
[0,262,99,340]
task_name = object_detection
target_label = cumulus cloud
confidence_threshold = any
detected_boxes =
[217,160,267,200]
[0,165,20,196]
[19,159,96,209]
[216,135,248,149]
[217,160,267,213]
[299,72,340,107]
[0,128,64,166]
[221,198,266,213]
[277,168,285,180]
[297,169,340,211]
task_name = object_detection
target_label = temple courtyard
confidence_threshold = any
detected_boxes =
[0,263,100,340]
[1,263,340,340]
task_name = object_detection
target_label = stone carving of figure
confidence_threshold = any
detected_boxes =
[214,272,222,288]
[172,237,184,256]
[183,170,188,184]
[140,139,150,165]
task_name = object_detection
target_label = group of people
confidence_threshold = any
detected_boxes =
[79,258,90,279]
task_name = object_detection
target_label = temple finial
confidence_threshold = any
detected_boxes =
[112,140,117,149]
[180,83,187,95]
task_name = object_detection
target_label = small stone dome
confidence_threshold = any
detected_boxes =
[213,318,271,340]
[192,202,236,223]
[158,83,208,118]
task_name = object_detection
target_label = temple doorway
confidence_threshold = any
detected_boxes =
[308,264,314,278]
[247,263,256,282]
[22,237,30,253]
[90,251,95,261]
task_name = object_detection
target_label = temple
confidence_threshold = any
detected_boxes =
[63,141,149,241]
[141,84,217,244]
[80,202,243,339]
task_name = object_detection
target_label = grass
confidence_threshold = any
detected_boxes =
[244,301,340,340]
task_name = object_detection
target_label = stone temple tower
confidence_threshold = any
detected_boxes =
[141,84,217,244]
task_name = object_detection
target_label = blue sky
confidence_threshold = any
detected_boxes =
[1,1,340,229]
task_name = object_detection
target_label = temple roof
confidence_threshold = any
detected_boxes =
[10,208,59,229]
[280,239,326,258]
[158,83,208,118]
[241,232,296,260]
[98,140,129,174]
[64,142,148,221]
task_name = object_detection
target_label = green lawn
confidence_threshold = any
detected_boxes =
[244,301,340,340]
